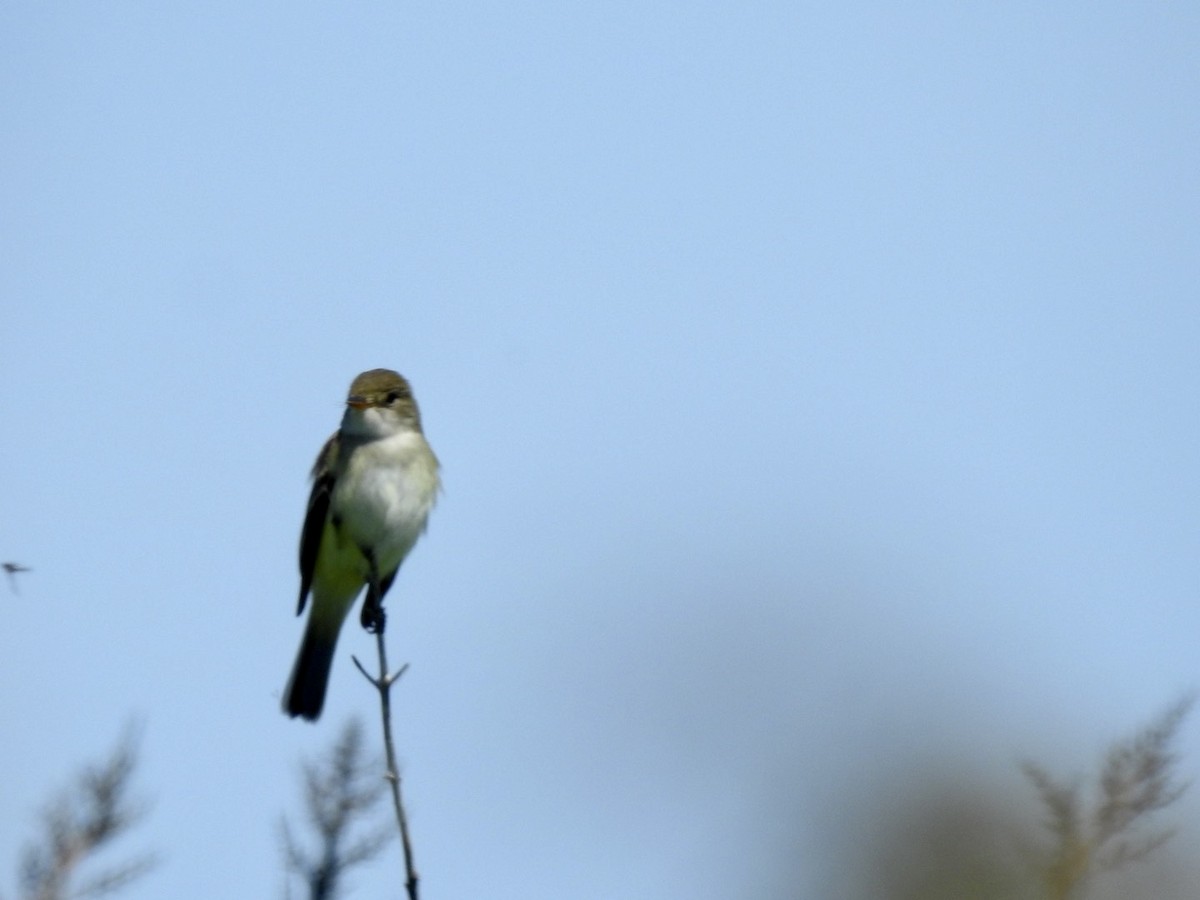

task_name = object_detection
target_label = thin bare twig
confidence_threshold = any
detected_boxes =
[352,632,418,900]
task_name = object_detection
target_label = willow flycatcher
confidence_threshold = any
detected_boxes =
[283,369,440,721]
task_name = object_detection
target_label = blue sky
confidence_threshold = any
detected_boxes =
[2,2,1198,897]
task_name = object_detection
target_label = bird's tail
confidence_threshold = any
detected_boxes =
[282,623,338,721]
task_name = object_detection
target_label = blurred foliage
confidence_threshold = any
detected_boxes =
[15,724,155,900]
[845,697,1195,900]
[280,718,392,900]
[1025,695,1193,899]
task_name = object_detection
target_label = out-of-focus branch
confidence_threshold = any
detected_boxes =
[281,718,392,900]
[18,723,156,900]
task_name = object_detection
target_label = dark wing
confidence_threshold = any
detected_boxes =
[297,434,339,615]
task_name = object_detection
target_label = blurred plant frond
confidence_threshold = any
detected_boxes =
[844,696,1195,900]
[1023,694,1194,899]
[280,718,392,900]
[17,723,156,900]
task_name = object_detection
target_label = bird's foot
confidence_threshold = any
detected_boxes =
[361,592,386,634]
[359,547,387,634]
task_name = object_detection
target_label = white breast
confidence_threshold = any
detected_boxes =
[332,429,440,573]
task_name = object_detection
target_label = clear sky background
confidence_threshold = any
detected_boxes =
[2,3,1198,898]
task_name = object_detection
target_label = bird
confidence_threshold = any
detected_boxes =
[283,369,440,721]
[3,562,31,594]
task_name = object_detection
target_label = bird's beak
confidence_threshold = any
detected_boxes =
[346,395,371,410]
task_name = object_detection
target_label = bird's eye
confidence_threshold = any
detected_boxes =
[386,391,400,404]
